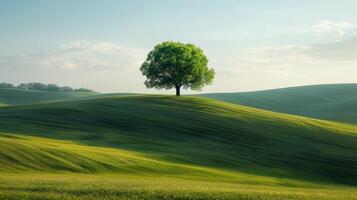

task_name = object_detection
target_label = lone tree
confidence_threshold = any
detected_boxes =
[140,41,215,96]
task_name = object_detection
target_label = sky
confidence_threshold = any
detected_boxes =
[1,0,357,94]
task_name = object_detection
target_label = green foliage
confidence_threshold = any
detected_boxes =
[196,84,357,124]
[0,82,15,89]
[75,88,94,92]
[140,41,215,95]
[17,82,71,91]
[0,82,95,92]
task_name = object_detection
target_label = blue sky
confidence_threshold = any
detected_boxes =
[1,0,357,93]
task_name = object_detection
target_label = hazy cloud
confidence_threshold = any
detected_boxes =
[0,41,150,93]
[0,41,147,72]
[229,37,357,72]
[312,38,357,61]
[220,32,357,92]
[313,20,355,42]
[230,45,313,68]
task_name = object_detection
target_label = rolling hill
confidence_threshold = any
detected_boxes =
[0,88,97,105]
[197,84,357,124]
[1,90,357,199]
[0,95,357,185]
[2,132,357,200]
[0,132,229,176]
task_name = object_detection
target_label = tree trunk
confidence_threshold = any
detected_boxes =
[175,86,181,96]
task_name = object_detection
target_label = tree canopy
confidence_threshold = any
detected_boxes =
[0,82,15,89]
[140,41,215,96]
[0,82,94,92]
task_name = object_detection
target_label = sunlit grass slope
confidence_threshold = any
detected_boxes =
[0,133,247,178]
[0,133,180,173]
[6,132,351,200]
[0,132,315,183]
[1,173,357,200]
[1,133,357,200]
[0,88,96,105]
[0,95,357,185]
[197,84,357,124]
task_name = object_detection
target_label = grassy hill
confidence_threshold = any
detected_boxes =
[1,95,357,183]
[6,132,354,200]
[0,88,97,105]
[0,132,232,176]
[1,95,357,199]
[196,84,357,124]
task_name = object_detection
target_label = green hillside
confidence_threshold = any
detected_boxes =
[0,132,232,176]
[197,84,357,124]
[2,134,357,200]
[0,88,97,105]
[1,95,357,184]
[1,95,357,199]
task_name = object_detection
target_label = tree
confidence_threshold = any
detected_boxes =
[0,82,15,89]
[60,86,74,91]
[15,82,91,92]
[75,88,94,92]
[17,83,28,90]
[45,84,60,91]
[140,41,215,96]
[26,82,47,91]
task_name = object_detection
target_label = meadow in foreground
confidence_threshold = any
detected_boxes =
[1,173,357,200]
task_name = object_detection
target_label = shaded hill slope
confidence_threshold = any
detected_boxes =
[196,84,357,124]
[0,88,97,105]
[0,95,356,185]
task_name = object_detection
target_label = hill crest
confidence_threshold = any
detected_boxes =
[196,83,357,124]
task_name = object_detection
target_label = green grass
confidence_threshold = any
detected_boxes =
[1,173,357,200]
[0,88,97,105]
[196,83,357,124]
[4,133,356,200]
[0,133,356,200]
[0,133,318,183]
[1,94,357,199]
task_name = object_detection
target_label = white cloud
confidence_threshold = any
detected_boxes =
[222,36,357,89]
[0,41,147,72]
[313,20,354,42]
[231,45,313,68]
[0,41,150,92]
[229,37,357,71]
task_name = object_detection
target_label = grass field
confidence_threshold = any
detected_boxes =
[0,88,97,105]
[1,134,357,200]
[0,89,357,199]
[1,173,357,200]
[196,83,357,124]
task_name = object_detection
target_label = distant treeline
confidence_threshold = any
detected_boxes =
[0,82,93,92]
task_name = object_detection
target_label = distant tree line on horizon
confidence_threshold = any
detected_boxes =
[0,82,93,92]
